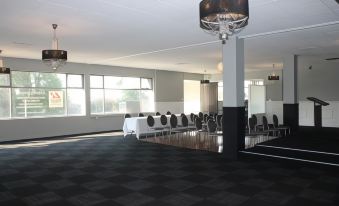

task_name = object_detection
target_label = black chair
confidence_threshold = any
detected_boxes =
[160,115,170,136]
[273,114,290,136]
[216,115,223,131]
[203,114,209,123]
[138,113,145,117]
[214,113,218,121]
[198,112,204,120]
[195,117,204,132]
[245,117,269,148]
[188,113,195,126]
[178,114,192,134]
[194,117,206,141]
[190,113,195,122]
[251,114,261,131]
[166,111,171,115]
[169,114,181,135]
[124,113,131,119]
[207,119,218,134]
[155,112,161,116]
[146,115,163,138]
[262,116,280,137]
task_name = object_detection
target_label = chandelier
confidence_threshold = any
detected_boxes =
[268,64,280,81]
[200,0,249,44]
[42,24,67,70]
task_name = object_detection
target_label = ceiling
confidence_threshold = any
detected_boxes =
[0,0,338,74]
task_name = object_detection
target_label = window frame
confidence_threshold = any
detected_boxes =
[89,75,154,115]
[1,70,86,120]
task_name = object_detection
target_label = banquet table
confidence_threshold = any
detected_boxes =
[123,114,190,139]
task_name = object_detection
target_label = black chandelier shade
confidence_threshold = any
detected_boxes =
[42,50,67,61]
[200,0,249,30]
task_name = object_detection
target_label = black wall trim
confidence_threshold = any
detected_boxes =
[283,104,299,133]
[223,107,245,160]
[0,130,122,144]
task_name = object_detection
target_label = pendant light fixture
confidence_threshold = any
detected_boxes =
[268,64,279,80]
[0,50,10,74]
[42,24,67,70]
[200,0,249,44]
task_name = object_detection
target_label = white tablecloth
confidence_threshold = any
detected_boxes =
[123,115,190,139]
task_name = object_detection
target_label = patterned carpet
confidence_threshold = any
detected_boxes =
[0,133,338,206]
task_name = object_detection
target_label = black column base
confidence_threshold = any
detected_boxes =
[283,104,299,133]
[222,107,245,160]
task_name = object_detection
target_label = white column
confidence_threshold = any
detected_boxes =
[283,55,298,104]
[222,36,245,160]
[223,37,245,107]
[282,54,299,132]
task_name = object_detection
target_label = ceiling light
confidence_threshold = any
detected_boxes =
[268,64,279,80]
[42,24,67,70]
[0,50,10,74]
[200,0,249,44]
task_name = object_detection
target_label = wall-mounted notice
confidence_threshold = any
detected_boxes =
[49,91,64,108]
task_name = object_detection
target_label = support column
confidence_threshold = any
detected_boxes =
[283,55,299,132]
[222,37,245,160]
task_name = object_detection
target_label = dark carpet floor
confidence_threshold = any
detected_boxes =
[0,134,339,206]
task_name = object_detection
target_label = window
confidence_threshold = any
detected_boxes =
[244,80,264,100]
[0,71,85,119]
[184,80,200,114]
[90,76,154,114]
[218,82,223,101]
[217,80,264,101]
[0,73,11,118]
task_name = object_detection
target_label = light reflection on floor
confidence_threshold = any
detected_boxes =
[0,132,122,149]
[140,132,224,153]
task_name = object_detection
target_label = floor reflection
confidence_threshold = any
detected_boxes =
[140,132,223,153]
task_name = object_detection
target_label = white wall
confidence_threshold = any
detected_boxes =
[207,70,283,101]
[298,56,339,127]
[0,57,202,142]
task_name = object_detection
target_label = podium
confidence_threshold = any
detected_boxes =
[307,97,329,128]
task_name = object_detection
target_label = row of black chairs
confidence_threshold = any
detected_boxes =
[250,114,290,136]
[245,114,291,148]
[124,111,174,119]
[143,112,223,139]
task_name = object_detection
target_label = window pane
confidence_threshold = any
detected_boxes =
[90,89,104,114]
[90,76,103,88]
[104,76,140,89]
[12,88,66,118]
[257,80,264,86]
[140,90,154,112]
[67,89,85,115]
[104,90,119,113]
[0,88,10,118]
[67,74,83,88]
[104,89,141,113]
[12,71,66,88]
[0,74,10,86]
[184,80,200,113]
[218,86,223,101]
[141,78,152,89]
[244,80,251,88]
